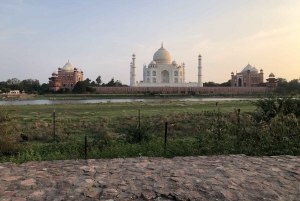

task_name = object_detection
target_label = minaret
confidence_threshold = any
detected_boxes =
[183,62,186,83]
[132,53,137,87]
[198,54,203,87]
[130,62,133,86]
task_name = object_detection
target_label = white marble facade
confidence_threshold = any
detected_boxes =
[130,43,202,87]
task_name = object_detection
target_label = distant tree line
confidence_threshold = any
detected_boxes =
[203,80,231,87]
[2,76,299,95]
[273,78,300,94]
[72,76,128,93]
[203,78,300,95]
[0,78,49,94]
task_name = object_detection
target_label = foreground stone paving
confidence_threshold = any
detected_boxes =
[0,155,300,201]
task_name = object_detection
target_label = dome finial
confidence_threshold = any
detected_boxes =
[161,42,163,48]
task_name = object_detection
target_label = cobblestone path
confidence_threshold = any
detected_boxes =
[0,155,300,201]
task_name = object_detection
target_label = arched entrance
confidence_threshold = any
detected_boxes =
[238,78,242,87]
[161,70,169,83]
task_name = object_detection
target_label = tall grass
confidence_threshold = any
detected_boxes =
[1,98,300,163]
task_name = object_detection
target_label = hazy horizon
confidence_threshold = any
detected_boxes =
[1,0,299,85]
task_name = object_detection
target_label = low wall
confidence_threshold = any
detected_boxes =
[136,83,198,87]
[94,87,275,94]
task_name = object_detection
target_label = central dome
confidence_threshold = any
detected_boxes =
[153,43,171,64]
[62,60,74,72]
[241,63,258,73]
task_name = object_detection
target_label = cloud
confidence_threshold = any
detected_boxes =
[244,25,299,41]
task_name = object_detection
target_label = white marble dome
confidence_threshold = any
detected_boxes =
[153,44,171,64]
[172,60,178,66]
[52,71,58,75]
[149,60,157,65]
[62,61,74,72]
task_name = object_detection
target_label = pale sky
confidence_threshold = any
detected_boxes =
[1,0,300,85]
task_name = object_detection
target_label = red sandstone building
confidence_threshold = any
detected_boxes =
[49,61,84,91]
[231,63,277,88]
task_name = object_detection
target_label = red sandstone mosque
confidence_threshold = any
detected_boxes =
[231,63,278,88]
[48,61,84,91]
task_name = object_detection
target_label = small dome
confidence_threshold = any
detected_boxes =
[251,67,258,73]
[269,73,275,77]
[153,43,171,64]
[172,60,178,66]
[52,71,58,75]
[62,61,74,72]
[149,60,157,65]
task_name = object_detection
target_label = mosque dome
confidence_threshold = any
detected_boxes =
[52,71,58,76]
[241,63,258,73]
[62,60,74,72]
[251,67,258,73]
[269,73,275,77]
[153,43,171,64]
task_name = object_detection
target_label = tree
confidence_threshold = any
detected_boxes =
[91,81,96,86]
[203,81,218,87]
[219,80,231,86]
[21,79,40,93]
[115,80,122,86]
[1,88,10,93]
[6,78,21,90]
[84,78,91,86]
[86,86,96,92]
[72,81,87,93]
[96,76,102,86]
[288,79,300,93]
[107,78,115,86]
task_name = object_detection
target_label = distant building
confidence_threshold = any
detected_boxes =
[266,73,278,88]
[130,43,203,87]
[49,61,84,91]
[231,63,277,88]
[8,90,20,94]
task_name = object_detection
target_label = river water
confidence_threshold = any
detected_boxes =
[0,98,255,106]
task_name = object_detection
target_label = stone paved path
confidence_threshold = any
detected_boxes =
[0,155,300,201]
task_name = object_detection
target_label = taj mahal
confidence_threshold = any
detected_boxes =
[130,43,203,87]
[48,43,278,93]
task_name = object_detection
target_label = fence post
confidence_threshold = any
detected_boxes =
[85,136,87,159]
[138,109,141,141]
[164,122,168,155]
[53,109,56,141]
[237,109,240,150]
[217,106,220,141]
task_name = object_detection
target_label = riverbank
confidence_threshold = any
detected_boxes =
[0,91,270,101]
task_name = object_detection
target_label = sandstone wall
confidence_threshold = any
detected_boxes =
[94,87,274,94]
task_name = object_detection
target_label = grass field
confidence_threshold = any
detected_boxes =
[1,99,299,163]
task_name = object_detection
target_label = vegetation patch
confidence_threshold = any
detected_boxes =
[0,97,300,163]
